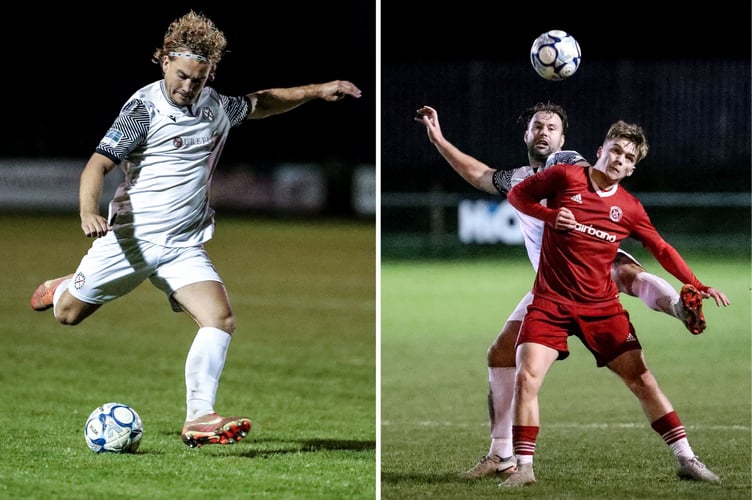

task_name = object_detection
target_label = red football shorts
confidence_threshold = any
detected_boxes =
[517,295,641,367]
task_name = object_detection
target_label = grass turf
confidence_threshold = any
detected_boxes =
[1,214,375,499]
[381,253,751,499]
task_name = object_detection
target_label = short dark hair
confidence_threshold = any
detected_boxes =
[517,102,569,133]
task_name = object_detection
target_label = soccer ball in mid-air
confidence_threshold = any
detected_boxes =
[84,402,143,453]
[530,29,581,80]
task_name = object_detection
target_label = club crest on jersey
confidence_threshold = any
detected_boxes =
[73,272,86,290]
[610,206,623,222]
[202,108,214,122]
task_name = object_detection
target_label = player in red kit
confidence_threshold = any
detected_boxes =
[502,120,730,487]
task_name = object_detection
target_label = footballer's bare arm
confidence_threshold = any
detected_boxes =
[415,105,498,195]
[246,80,361,119]
[79,152,117,238]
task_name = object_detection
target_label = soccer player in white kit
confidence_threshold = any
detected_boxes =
[30,10,362,448]
[414,103,709,477]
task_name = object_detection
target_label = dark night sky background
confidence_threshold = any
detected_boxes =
[382,1,750,63]
[1,1,375,165]
[380,0,751,190]
[0,1,749,167]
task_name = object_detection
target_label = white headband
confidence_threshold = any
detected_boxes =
[168,51,209,63]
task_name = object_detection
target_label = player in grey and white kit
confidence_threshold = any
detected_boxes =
[30,10,361,448]
[414,102,708,477]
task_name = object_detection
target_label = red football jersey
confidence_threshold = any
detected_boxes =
[507,164,705,304]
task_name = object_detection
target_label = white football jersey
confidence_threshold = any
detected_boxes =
[509,167,545,271]
[95,80,249,247]
[493,151,587,271]
[494,166,545,271]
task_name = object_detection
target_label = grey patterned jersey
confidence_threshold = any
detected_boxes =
[488,150,587,270]
[95,80,249,247]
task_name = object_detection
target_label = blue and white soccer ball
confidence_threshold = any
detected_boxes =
[84,402,143,453]
[530,29,582,81]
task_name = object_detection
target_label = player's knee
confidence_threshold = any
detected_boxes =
[54,309,84,326]
[54,298,101,326]
[514,369,538,397]
[613,261,645,296]
[487,329,517,367]
[624,370,657,395]
[488,343,516,366]
[219,315,236,335]
[614,260,644,280]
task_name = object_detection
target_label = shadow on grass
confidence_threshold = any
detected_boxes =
[159,433,376,457]
[238,438,375,457]
[380,471,467,484]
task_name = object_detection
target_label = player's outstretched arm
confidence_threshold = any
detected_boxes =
[643,237,731,309]
[414,105,498,195]
[246,80,361,119]
[702,286,730,307]
[79,152,117,239]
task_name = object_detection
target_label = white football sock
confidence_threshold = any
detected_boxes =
[516,455,534,465]
[185,327,230,421]
[630,272,681,319]
[488,366,515,458]
[52,278,72,317]
[669,437,694,459]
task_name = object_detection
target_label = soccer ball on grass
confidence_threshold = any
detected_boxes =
[84,402,143,453]
[530,29,581,80]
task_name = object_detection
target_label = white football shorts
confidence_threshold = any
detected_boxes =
[507,290,534,322]
[67,232,221,311]
[615,247,642,267]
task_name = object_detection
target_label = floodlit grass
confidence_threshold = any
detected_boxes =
[381,253,751,499]
[1,214,375,499]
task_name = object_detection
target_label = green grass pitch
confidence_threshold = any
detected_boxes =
[381,252,751,499]
[3,212,749,499]
[1,214,375,499]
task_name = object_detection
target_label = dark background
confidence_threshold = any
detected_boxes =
[381,0,751,193]
[382,0,750,63]
[1,1,375,165]
[2,2,750,194]
[380,0,750,254]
